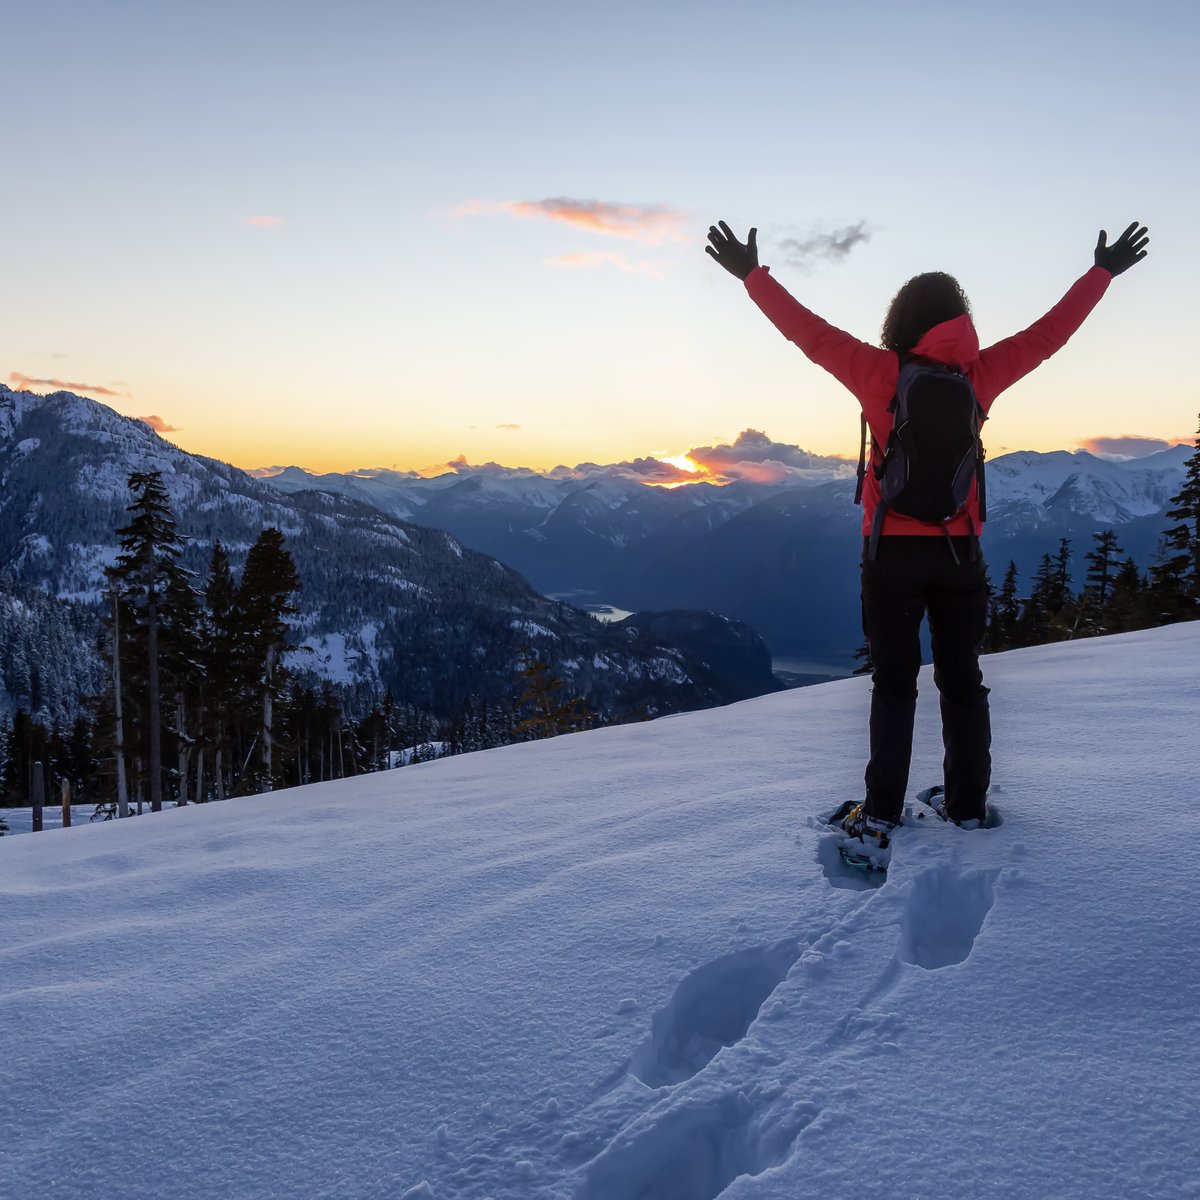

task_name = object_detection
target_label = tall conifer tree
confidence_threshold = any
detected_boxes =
[1158,417,1200,610]
[1082,530,1123,633]
[238,528,300,791]
[107,471,189,812]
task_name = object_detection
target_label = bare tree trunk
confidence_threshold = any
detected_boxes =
[234,735,258,795]
[262,642,275,791]
[176,693,188,806]
[31,760,44,832]
[196,746,205,804]
[112,594,130,819]
[147,588,162,813]
[215,746,225,800]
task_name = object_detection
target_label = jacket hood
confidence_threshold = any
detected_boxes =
[909,314,980,366]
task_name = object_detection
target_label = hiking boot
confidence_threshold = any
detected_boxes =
[840,802,898,850]
[915,785,987,829]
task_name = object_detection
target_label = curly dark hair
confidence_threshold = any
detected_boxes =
[880,272,973,355]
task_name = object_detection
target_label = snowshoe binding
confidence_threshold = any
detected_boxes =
[828,800,895,873]
[914,785,997,830]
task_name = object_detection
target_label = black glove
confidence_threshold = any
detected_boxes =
[1094,222,1149,276]
[706,221,759,280]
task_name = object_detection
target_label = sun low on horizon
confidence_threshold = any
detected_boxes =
[3,0,1197,477]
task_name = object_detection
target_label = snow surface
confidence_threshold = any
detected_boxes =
[2,625,1199,1200]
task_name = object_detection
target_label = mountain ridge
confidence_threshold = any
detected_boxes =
[258,442,1190,660]
[0,386,781,723]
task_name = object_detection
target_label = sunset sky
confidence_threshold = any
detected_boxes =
[4,0,1197,475]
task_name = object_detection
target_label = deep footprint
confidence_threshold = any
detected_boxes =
[575,1089,812,1200]
[629,941,800,1088]
[899,866,999,970]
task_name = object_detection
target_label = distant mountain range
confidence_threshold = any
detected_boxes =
[256,444,1192,664]
[0,387,780,724]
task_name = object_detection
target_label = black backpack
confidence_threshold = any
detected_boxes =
[855,355,987,562]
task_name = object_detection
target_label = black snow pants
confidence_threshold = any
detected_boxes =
[860,535,991,825]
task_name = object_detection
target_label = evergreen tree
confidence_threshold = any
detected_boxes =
[988,561,1021,651]
[1104,557,1146,634]
[0,714,10,827]
[1081,530,1123,634]
[1047,539,1069,611]
[1049,538,1082,633]
[238,528,300,791]
[512,647,593,739]
[162,563,203,805]
[852,636,873,676]
[1157,417,1200,612]
[1016,556,1054,647]
[201,542,242,799]
[107,471,189,812]
[1147,533,1193,624]
[1033,553,1067,640]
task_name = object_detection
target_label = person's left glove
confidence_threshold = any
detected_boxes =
[706,221,759,280]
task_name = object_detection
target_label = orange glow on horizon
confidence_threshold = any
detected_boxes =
[659,453,702,474]
[644,452,728,489]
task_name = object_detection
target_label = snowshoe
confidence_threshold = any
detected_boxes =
[914,785,997,830]
[827,800,895,873]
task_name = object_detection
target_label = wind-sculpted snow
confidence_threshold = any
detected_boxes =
[2,624,1198,1198]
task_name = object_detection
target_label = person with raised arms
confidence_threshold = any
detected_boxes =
[706,218,1149,867]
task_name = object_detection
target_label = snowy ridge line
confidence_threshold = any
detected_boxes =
[3,385,778,716]
[2,624,1199,1198]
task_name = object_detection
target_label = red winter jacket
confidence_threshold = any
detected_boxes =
[744,264,1113,536]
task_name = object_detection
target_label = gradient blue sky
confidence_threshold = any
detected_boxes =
[4,0,1197,473]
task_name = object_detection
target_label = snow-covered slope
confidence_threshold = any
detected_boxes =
[2,625,1198,1199]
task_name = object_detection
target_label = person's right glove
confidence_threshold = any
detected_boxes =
[1094,222,1150,276]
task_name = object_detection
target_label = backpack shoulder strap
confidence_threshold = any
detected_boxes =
[976,425,988,522]
[854,412,868,505]
[856,352,906,507]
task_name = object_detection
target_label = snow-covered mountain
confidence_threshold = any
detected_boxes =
[260,445,1191,663]
[0,386,780,721]
[257,461,791,598]
[3,623,1197,1198]
[985,445,1189,525]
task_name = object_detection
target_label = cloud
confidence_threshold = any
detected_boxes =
[454,197,690,244]
[138,414,181,434]
[543,250,665,278]
[776,221,871,271]
[1076,434,1181,460]
[686,429,854,483]
[606,456,698,483]
[9,372,131,399]
[243,215,286,228]
[496,423,521,430]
